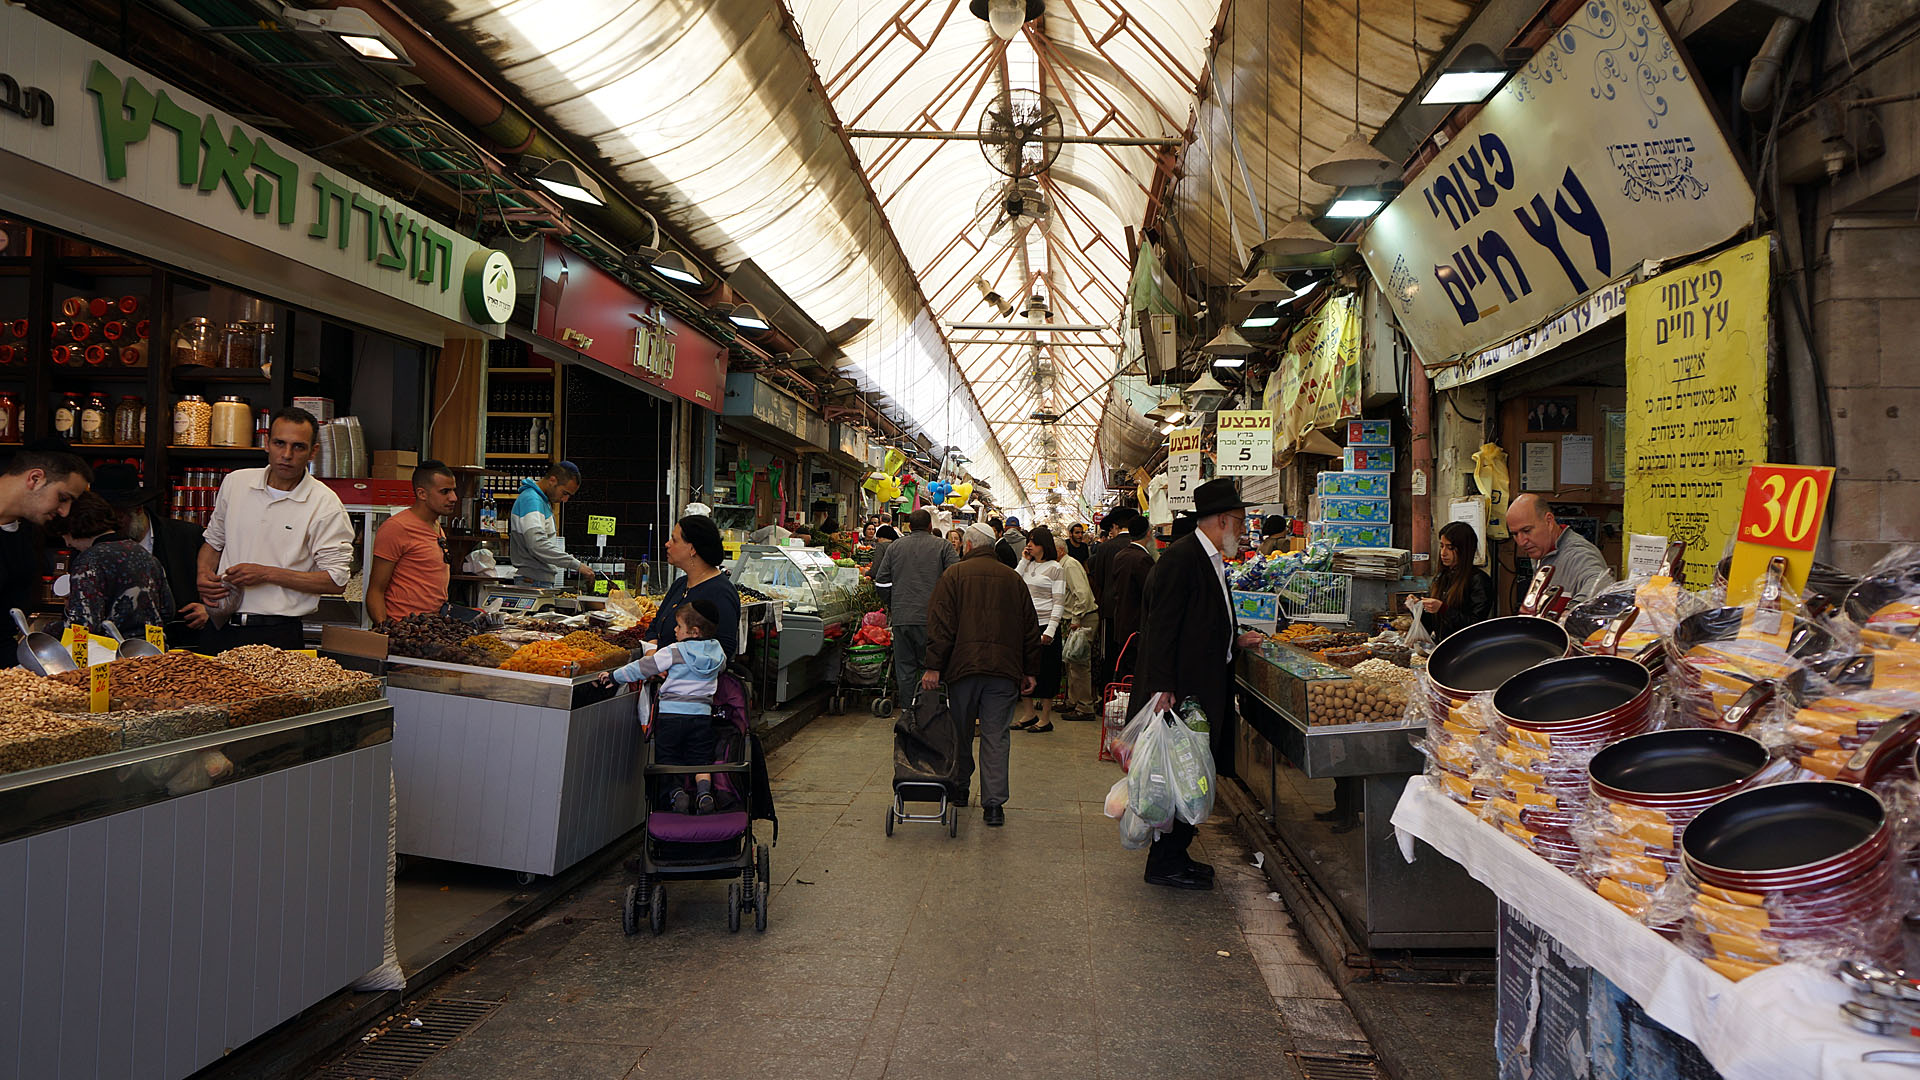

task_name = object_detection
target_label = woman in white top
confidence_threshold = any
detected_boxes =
[1014,525,1067,733]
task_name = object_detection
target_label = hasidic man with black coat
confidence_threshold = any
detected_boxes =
[1132,478,1266,891]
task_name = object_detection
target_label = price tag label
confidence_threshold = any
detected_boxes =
[68,626,87,668]
[145,624,166,651]
[1726,464,1835,606]
[594,579,610,595]
[89,664,109,713]
[295,649,319,658]
[586,515,617,536]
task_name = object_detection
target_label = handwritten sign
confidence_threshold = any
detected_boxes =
[586,515,617,536]
[1623,238,1770,589]
[1167,427,1203,513]
[1726,464,1834,605]
[145,623,166,651]
[1216,411,1274,476]
[68,626,87,668]
[89,664,109,713]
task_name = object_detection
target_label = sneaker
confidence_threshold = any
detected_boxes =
[667,789,690,814]
[696,790,716,814]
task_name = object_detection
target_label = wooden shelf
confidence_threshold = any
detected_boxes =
[70,444,146,454]
[485,452,550,460]
[486,367,554,375]
[48,368,151,382]
[170,366,270,384]
[486,411,552,417]
[166,445,264,456]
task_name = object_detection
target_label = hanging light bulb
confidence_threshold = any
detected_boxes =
[1307,130,1400,187]
[971,0,1042,40]
[1236,269,1295,303]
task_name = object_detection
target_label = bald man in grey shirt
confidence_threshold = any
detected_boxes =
[1505,494,1615,603]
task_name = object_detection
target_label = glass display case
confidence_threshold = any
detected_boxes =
[732,545,855,620]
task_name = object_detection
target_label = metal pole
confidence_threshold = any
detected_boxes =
[844,129,1182,146]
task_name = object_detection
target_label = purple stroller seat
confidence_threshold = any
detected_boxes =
[648,811,750,844]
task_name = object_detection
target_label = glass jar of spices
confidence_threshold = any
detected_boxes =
[113,395,143,446]
[52,393,79,440]
[210,395,251,447]
[173,395,211,447]
[78,394,110,446]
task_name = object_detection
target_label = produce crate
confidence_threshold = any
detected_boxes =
[1316,470,1393,497]
[1344,447,1394,471]
[1312,521,1394,548]
[1346,420,1391,447]
[1273,570,1353,624]
[1320,495,1392,523]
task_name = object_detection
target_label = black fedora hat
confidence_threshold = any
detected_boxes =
[1190,477,1251,519]
[90,462,153,509]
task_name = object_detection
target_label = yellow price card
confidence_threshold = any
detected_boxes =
[89,664,109,713]
[69,627,87,668]
[145,624,166,651]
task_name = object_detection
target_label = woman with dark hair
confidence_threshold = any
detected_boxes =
[642,514,742,659]
[1418,521,1495,641]
[59,491,175,636]
[1013,525,1066,732]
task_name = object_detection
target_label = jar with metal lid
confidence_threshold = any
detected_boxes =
[52,393,79,440]
[219,322,265,370]
[78,394,110,446]
[170,317,216,368]
[113,395,143,446]
[210,395,251,447]
[173,395,212,447]
[0,392,17,443]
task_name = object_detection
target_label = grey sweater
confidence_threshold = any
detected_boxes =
[873,530,957,626]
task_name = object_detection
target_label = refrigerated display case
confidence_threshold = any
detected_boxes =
[731,544,856,703]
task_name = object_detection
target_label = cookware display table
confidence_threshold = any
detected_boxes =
[1393,777,1905,1079]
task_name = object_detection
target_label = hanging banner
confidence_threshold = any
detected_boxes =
[1167,426,1203,513]
[1279,294,1362,434]
[1622,238,1770,589]
[1216,410,1275,476]
[1358,0,1754,366]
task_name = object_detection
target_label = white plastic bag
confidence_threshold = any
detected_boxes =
[1103,775,1130,819]
[1063,624,1094,662]
[1127,714,1179,828]
[1404,594,1435,650]
[1118,808,1152,849]
[1165,713,1216,825]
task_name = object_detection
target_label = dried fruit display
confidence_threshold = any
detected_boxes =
[499,640,599,676]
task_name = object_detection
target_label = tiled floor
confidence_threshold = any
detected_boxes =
[369,710,1375,1079]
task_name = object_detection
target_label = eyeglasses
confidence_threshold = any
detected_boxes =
[437,535,452,565]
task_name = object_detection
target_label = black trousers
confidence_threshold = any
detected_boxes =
[1147,820,1198,875]
[196,614,304,651]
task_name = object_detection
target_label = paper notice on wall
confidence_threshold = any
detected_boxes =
[1560,435,1594,487]
[1626,533,1669,578]
[1522,442,1555,492]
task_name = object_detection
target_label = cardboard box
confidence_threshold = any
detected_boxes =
[372,450,418,468]
[292,396,335,422]
[370,465,413,482]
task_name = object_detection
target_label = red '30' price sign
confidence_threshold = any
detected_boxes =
[1737,465,1833,552]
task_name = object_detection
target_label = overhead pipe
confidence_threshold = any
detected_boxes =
[1742,16,1804,114]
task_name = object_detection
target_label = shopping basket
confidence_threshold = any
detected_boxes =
[1098,634,1136,764]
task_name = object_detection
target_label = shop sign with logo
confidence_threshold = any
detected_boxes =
[1358,0,1753,366]
[1216,410,1274,476]
[723,374,828,449]
[1622,237,1770,589]
[0,7,510,333]
[535,242,728,409]
[1166,427,1203,513]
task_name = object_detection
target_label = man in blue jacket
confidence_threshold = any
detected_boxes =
[510,460,596,588]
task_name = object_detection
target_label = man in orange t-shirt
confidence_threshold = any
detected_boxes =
[367,460,458,623]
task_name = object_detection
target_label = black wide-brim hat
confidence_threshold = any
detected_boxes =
[1190,477,1251,519]
[91,461,153,509]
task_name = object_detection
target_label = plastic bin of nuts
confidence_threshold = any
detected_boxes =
[52,653,312,727]
[212,644,383,710]
[0,706,117,774]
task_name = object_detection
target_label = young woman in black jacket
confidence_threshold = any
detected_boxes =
[1419,521,1495,640]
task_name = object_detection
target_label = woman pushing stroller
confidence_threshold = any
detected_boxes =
[598,598,730,813]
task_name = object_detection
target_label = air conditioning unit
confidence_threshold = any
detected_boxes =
[1138,308,1179,382]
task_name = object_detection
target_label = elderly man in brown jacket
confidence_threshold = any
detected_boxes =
[923,521,1041,827]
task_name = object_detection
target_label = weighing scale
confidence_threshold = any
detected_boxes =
[476,582,571,615]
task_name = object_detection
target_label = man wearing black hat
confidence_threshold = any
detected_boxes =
[1133,477,1265,891]
[88,462,207,638]
[1088,506,1138,692]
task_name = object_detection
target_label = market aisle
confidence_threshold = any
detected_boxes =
[358,711,1368,1080]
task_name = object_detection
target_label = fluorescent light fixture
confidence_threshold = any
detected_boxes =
[729,303,771,331]
[278,5,411,65]
[1326,194,1386,218]
[533,160,606,206]
[1161,410,1185,426]
[1276,279,1323,308]
[1421,44,1508,105]
[1211,353,1246,369]
[649,251,702,285]
[1241,313,1281,329]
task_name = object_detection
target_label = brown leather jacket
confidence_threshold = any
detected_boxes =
[925,547,1041,684]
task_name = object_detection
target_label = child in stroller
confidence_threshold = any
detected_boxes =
[598,598,730,813]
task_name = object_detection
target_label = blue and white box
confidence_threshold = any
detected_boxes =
[1344,446,1394,471]
[1316,471,1393,498]
[1320,496,1392,523]
[1346,420,1391,447]
[1312,521,1393,548]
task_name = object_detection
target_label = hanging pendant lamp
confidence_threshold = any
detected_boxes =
[1185,370,1232,412]
[1145,392,1185,425]
[1261,215,1334,256]
[1201,325,1256,358]
[1263,0,1334,257]
[1308,130,1399,187]
[1236,268,1295,303]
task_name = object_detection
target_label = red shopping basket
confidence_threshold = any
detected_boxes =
[1098,634,1136,764]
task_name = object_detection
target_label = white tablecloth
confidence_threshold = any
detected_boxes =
[1391,776,1914,1079]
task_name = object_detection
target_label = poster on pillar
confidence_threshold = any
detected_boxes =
[1166,427,1203,513]
[1623,237,1770,589]
[1356,0,1755,366]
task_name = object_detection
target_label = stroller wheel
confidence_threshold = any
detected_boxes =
[872,697,893,717]
[757,843,771,886]
[515,871,538,887]
[727,881,742,933]
[622,883,640,937]
[948,806,958,838]
[648,884,666,935]
[754,880,769,932]
[884,807,895,836]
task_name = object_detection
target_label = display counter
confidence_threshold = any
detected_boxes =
[384,656,645,877]
[1,696,394,1080]
[732,545,857,703]
[1236,643,1495,949]
[1392,777,1900,1080]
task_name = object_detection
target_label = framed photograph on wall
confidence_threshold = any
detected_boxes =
[1526,396,1577,432]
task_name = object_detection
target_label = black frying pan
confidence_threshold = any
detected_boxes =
[1426,615,1571,696]
[1588,728,1769,798]
[1492,654,1650,726]
[1844,564,1920,630]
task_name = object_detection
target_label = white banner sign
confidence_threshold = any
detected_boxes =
[1167,426,1203,513]
[1215,410,1275,475]
[1359,0,1753,365]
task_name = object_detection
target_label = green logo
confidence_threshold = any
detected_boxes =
[465,249,516,324]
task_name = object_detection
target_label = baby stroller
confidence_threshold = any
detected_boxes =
[833,643,894,717]
[623,670,778,935]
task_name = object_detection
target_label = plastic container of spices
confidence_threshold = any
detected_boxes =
[79,394,110,446]
[170,317,216,368]
[172,395,212,446]
[210,395,251,447]
[113,395,143,446]
[52,393,80,440]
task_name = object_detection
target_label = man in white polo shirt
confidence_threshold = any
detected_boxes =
[195,407,353,650]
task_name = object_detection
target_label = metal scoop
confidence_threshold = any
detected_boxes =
[103,620,162,658]
[11,608,76,676]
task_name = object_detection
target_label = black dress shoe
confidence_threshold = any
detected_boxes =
[1184,859,1216,879]
[1313,808,1345,822]
[1145,866,1213,891]
[1330,817,1362,834]
[983,805,1005,827]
